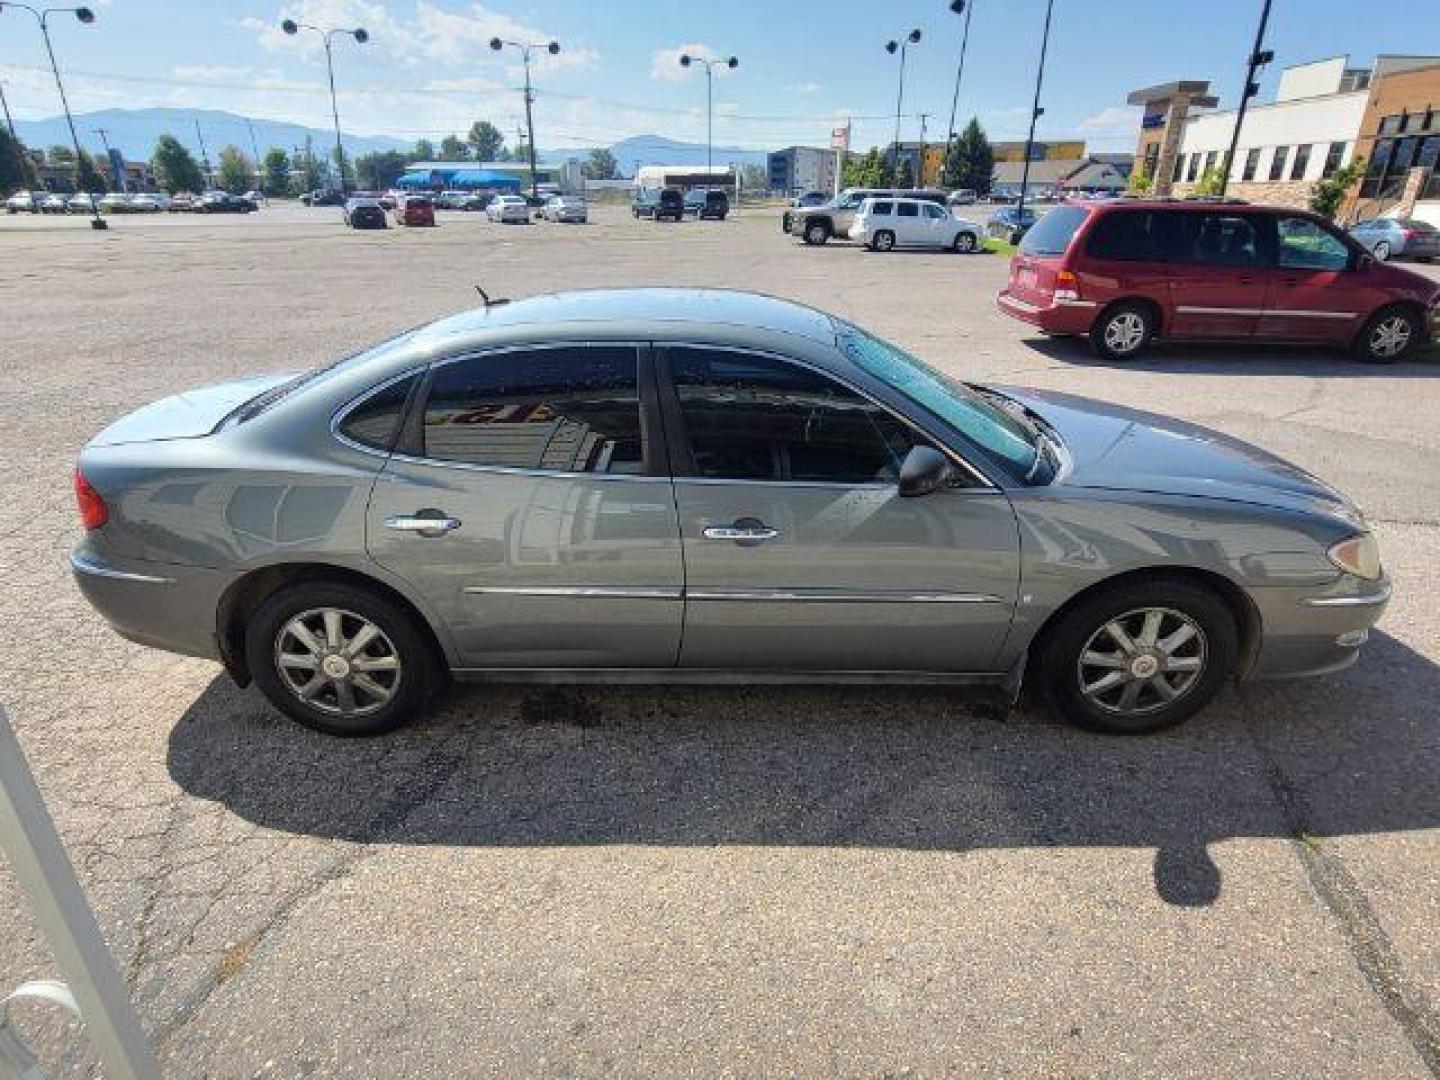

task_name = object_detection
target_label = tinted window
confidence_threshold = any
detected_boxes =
[1242,148,1261,181]
[421,347,643,474]
[1193,214,1262,268]
[1277,217,1350,271]
[1018,205,1087,256]
[338,373,418,451]
[1086,211,1159,261]
[1290,144,1311,181]
[1268,147,1289,181]
[871,201,894,215]
[897,203,919,218]
[923,203,946,218]
[666,348,931,484]
[1323,142,1346,177]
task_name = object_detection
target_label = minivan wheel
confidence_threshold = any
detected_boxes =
[1353,306,1420,364]
[1090,301,1154,361]
[1036,579,1237,735]
[803,221,830,245]
[247,581,442,736]
[872,230,896,252]
[953,231,978,253]
[1371,240,1391,262]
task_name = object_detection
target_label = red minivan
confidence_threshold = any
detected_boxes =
[395,195,436,227]
[996,199,1439,363]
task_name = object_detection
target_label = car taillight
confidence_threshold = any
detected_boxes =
[74,468,108,530]
[1054,268,1080,301]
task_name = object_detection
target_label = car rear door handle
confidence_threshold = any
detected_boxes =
[386,511,462,538]
[703,522,779,543]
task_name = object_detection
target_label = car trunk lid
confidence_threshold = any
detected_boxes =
[88,373,297,446]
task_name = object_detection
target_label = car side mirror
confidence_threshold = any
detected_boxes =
[898,445,953,497]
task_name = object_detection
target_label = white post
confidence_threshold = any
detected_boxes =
[0,707,160,1079]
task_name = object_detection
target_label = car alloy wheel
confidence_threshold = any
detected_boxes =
[953,231,977,253]
[1367,312,1413,359]
[873,230,896,252]
[1103,311,1147,355]
[1076,607,1207,717]
[804,222,828,245]
[1372,241,1391,262]
[274,607,402,718]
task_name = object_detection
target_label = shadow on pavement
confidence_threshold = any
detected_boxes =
[168,631,1439,908]
[1022,334,1440,374]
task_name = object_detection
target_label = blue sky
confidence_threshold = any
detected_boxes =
[0,0,1434,154]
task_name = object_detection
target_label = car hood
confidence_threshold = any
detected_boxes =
[88,373,296,446]
[996,386,1362,521]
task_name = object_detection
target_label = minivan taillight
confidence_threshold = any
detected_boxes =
[1053,268,1080,301]
[74,468,108,530]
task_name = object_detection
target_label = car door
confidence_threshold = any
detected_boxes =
[921,201,951,247]
[1258,215,1370,343]
[893,201,923,245]
[658,345,1020,673]
[365,343,685,669]
[1165,211,1269,339]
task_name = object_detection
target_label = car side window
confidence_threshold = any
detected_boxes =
[897,203,920,218]
[871,201,894,215]
[665,348,933,484]
[1191,214,1263,268]
[419,346,644,474]
[1276,216,1351,271]
[337,373,420,452]
[923,203,946,219]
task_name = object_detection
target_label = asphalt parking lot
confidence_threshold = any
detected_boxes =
[2,201,1439,1077]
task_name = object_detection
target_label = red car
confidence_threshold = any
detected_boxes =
[997,199,1440,363]
[395,195,436,227]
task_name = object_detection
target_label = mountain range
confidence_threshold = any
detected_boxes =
[12,109,773,170]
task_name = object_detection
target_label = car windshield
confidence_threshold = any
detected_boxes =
[838,324,1041,477]
[1018,206,1086,255]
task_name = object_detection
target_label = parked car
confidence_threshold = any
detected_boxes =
[128,193,164,212]
[67,193,99,214]
[243,190,266,205]
[343,197,388,229]
[41,193,69,214]
[1348,217,1440,262]
[168,193,196,212]
[782,188,949,245]
[790,190,829,208]
[301,189,346,207]
[987,206,1039,244]
[486,194,531,223]
[632,186,685,221]
[996,199,1440,363]
[436,190,486,211]
[71,288,1391,738]
[948,189,978,206]
[538,195,588,223]
[394,195,436,227]
[5,190,42,213]
[850,197,980,253]
[98,192,134,214]
[194,192,256,213]
[684,188,730,221]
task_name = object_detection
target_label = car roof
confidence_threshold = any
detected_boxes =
[406,288,839,353]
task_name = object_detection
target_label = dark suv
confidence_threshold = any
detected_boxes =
[997,199,1440,363]
[633,187,684,222]
[685,188,730,220]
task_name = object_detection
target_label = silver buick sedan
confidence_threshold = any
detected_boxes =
[72,289,1389,736]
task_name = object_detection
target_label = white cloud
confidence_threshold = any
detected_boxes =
[787,81,822,95]
[1079,105,1140,133]
[650,43,738,83]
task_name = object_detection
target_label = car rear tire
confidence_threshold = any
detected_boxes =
[953,231,978,254]
[1090,301,1155,361]
[1353,305,1421,364]
[872,230,896,252]
[803,220,830,246]
[247,581,443,737]
[1372,241,1391,262]
[1035,578,1238,735]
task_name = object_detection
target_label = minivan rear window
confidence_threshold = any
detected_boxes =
[1017,205,1088,256]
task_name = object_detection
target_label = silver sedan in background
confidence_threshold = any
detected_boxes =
[538,195,588,223]
[1348,217,1440,262]
[71,289,1389,737]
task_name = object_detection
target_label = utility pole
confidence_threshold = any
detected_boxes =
[944,0,975,185]
[193,118,212,190]
[491,37,561,201]
[917,112,930,186]
[1218,0,1275,197]
[1018,0,1056,222]
[244,118,267,203]
[885,29,923,177]
[0,81,30,188]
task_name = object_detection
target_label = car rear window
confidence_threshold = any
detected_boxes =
[1018,205,1087,256]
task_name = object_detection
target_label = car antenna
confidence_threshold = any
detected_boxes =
[474,285,510,309]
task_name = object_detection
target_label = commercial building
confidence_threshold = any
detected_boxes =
[395,159,583,193]
[992,139,1086,163]
[990,157,1127,199]
[766,146,837,195]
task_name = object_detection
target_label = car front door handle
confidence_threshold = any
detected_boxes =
[703,521,779,543]
[385,511,462,538]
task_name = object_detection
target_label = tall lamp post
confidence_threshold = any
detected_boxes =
[885,28,922,181]
[678,52,738,182]
[490,36,560,202]
[0,3,104,229]
[943,0,974,184]
[1218,0,1275,197]
[281,17,369,196]
[1017,0,1056,222]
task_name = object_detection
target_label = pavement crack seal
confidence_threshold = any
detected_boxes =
[1261,759,1440,1076]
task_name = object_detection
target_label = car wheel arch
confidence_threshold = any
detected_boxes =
[1353,299,1427,347]
[1020,565,1262,689]
[1097,295,1166,339]
[217,561,453,687]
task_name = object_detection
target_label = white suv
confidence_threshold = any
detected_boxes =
[849,197,981,253]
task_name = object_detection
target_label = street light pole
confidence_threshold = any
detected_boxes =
[679,53,739,180]
[944,0,974,183]
[1017,0,1056,223]
[885,28,922,179]
[245,118,267,204]
[491,37,561,201]
[282,18,369,197]
[0,3,104,228]
[1218,0,1275,198]
[92,126,123,191]
[192,118,212,189]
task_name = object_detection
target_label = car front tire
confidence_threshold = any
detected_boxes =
[1036,578,1238,735]
[953,231,978,253]
[246,581,443,737]
[1353,305,1421,364]
[872,230,896,252]
[1372,241,1391,262]
[803,221,829,245]
[1090,301,1155,361]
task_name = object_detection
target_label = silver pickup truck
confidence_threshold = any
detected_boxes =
[782,187,949,245]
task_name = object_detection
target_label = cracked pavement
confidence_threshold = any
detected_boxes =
[1,204,1438,1077]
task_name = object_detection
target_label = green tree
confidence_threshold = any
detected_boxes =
[48,144,75,163]
[583,147,618,180]
[150,134,205,194]
[439,135,469,161]
[356,150,409,190]
[895,155,914,188]
[412,138,436,161]
[330,146,353,189]
[74,149,107,193]
[262,148,291,195]
[216,145,253,193]
[467,121,504,162]
[1310,158,1365,220]
[1193,155,1229,196]
[1127,162,1153,195]
[842,147,886,188]
[0,127,40,192]
[943,118,994,193]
